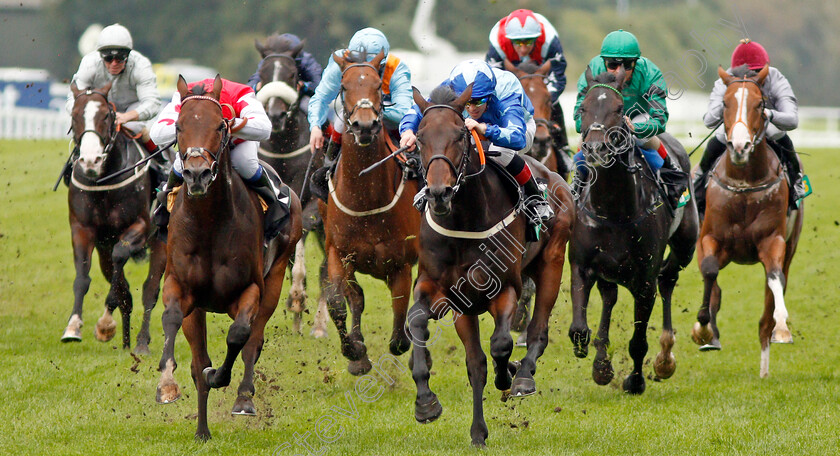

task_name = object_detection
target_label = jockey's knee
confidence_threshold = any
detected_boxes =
[230,142,261,181]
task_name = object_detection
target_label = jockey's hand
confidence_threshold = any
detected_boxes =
[623,115,635,132]
[400,130,417,151]
[310,127,324,153]
[115,110,139,125]
[464,118,487,135]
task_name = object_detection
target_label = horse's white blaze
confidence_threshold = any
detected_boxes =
[79,100,106,171]
[729,87,751,158]
[597,93,607,101]
[768,276,789,330]
[268,61,281,112]
[760,345,770,378]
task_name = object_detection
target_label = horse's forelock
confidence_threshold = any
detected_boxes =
[517,61,540,74]
[191,84,207,96]
[264,34,295,53]
[592,72,618,85]
[429,85,457,105]
[731,64,757,79]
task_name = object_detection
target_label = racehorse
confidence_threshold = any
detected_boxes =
[61,82,166,355]
[319,50,420,375]
[406,84,574,447]
[154,75,302,440]
[568,68,698,394]
[691,65,804,378]
[254,33,329,337]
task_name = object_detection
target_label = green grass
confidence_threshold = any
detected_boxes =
[1,139,839,455]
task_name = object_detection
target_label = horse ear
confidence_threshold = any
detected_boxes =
[370,49,386,68]
[614,66,626,89]
[412,86,429,112]
[177,75,189,99]
[99,81,113,97]
[718,65,733,85]
[255,38,267,57]
[212,74,223,100]
[503,59,518,74]
[537,60,552,76]
[585,66,594,87]
[756,64,770,85]
[334,51,347,70]
[292,40,305,58]
[70,82,81,98]
[454,84,473,111]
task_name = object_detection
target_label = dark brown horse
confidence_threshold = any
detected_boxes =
[568,68,698,394]
[254,33,329,337]
[62,82,166,355]
[691,65,804,378]
[154,75,302,440]
[407,85,574,447]
[319,50,420,375]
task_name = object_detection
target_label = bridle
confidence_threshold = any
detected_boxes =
[579,84,638,172]
[260,53,301,129]
[178,94,233,184]
[724,78,770,157]
[71,89,119,157]
[338,62,383,136]
[419,104,486,197]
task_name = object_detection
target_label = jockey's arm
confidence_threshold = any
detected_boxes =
[703,78,726,129]
[232,93,271,141]
[307,56,342,131]
[766,70,798,131]
[485,96,528,150]
[131,56,162,121]
[149,92,181,146]
[399,104,424,151]
[382,62,412,127]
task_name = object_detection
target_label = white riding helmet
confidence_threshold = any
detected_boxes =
[96,24,133,51]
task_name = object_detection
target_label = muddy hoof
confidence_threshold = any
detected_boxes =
[592,358,614,385]
[415,395,443,423]
[95,318,117,342]
[156,383,181,404]
[389,335,411,356]
[471,437,487,448]
[232,396,257,416]
[133,343,151,356]
[310,325,328,339]
[622,373,646,395]
[510,377,536,397]
[654,352,676,380]
[771,329,793,344]
[203,367,231,388]
[348,358,372,376]
[61,330,82,343]
[691,322,713,346]
[194,429,211,442]
[699,340,722,351]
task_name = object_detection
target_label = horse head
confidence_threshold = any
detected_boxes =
[176,74,231,197]
[413,84,474,216]
[335,49,385,146]
[254,34,303,133]
[70,81,116,178]
[579,67,633,170]
[506,59,554,160]
[718,64,770,167]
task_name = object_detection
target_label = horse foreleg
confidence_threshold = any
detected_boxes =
[62,222,94,342]
[204,283,261,389]
[181,309,211,440]
[94,246,118,343]
[408,278,442,425]
[345,276,371,375]
[654,255,682,381]
[136,237,166,355]
[454,314,489,448]
[286,238,308,334]
[759,235,790,378]
[592,280,617,386]
[386,264,413,356]
[156,276,186,404]
[487,287,516,395]
[694,237,725,350]
[108,221,148,349]
[568,262,595,358]
[310,255,329,338]
[512,278,534,347]
[624,289,656,395]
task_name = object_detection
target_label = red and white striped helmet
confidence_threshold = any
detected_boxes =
[504,9,542,40]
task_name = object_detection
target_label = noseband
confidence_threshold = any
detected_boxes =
[259,53,301,127]
[178,94,233,184]
[420,104,486,196]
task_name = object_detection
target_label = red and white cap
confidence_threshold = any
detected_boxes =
[504,9,542,40]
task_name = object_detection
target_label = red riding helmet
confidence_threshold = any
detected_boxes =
[731,39,769,70]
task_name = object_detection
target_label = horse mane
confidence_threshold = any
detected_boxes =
[731,64,757,78]
[429,84,458,105]
[517,61,539,74]
[344,50,371,64]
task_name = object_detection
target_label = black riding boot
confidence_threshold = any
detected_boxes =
[769,134,806,205]
[247,169,290,244]
[658,154,688,211]
[693,136,726,219]
[152,171,183,243]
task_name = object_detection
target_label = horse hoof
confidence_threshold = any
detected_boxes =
[592,359,614,385]
[232,397,257,416]
[348,358,372,376]
[515,332,528,347]
[510,377,537,397]
[415,395,443,423]
[771,329,793,344]
[691,322,713,346]
[194,429,211,442]
[61,315,83,342]
[310,326,328,339]
[95,317,117,342]
[471,437,487,448]
[654,352,676,380]
[156,383,181,404]
[389,335,411,356]
[622,373,646,395]
[507,360,521,378]
[133,344,151,356]
[699,340,722,351]
[203,367,229,388]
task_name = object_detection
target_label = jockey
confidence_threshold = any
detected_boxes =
[307,27,413,158]
[486,9,571,158]
[572,29,686,210]
[400,59,554,228]
[693,39,805,213]
[246,33,323,104]
[65,24,161,154]
[149,78,289,243]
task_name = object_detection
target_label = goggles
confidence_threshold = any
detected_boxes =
[100,49,130,63]
[604,58,636,71]
[465,96,490,108]
[511,38,537,46]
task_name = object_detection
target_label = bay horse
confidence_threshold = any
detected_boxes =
[62,82,166,355]
[254,33,329,338]
[691,65,804,378]
[568,68,698,394]
[154,75,302,440]
[407,84,574,447]
[319,50,419,375]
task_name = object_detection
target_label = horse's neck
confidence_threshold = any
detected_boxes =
[588,161,645,218]
[723,140,778,182]
[448,167,513,230]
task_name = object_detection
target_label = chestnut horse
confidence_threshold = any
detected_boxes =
[254,34,329,338]
[568,68,698,394]
[319,50,420,375]
[154,75,302,440]
[62,82,165,355]
[691,65,804,378]
[407,85,574,447]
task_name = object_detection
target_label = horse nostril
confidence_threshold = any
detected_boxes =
[199,168,212,183]
[182,169,193,181]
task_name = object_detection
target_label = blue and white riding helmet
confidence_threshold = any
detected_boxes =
[447,59,497,100]
[346,27,390,64]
